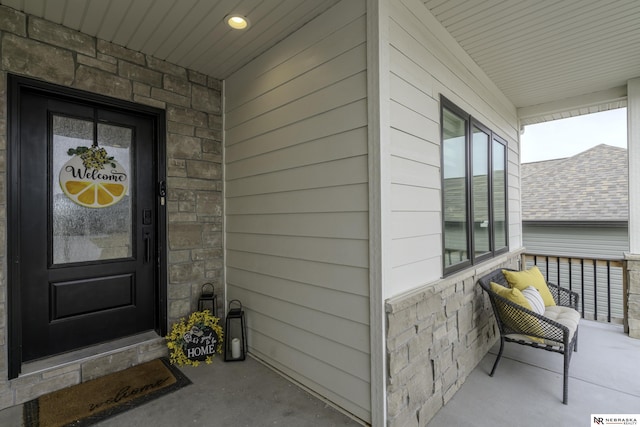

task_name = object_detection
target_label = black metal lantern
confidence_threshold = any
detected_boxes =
[224,299,247,361]
[198,283,218,317]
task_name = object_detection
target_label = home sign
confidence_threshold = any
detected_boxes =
[183,325,219,361]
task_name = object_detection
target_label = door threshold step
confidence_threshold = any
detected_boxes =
[20,331,162,376]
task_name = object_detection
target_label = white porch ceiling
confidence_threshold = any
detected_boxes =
[423,0,640,124]
[0,0,341,81]
[2,0,639,124]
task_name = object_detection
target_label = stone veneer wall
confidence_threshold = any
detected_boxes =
[385,253,521,426]
[625,254,640,338]
[0,6,223,409]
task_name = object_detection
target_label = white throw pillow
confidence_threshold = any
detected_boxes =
[522,286,545,315]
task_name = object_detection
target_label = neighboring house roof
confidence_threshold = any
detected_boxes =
[520,158,566,179]
[521,144,628,222]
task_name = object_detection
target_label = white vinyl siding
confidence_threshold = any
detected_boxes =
[523,225,629,259]
[224,0,370,422]
[386,0,521,297]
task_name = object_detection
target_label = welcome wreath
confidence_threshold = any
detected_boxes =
[166,310,224,366]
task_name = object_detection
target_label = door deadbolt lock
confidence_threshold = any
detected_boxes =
[158,181,166,206]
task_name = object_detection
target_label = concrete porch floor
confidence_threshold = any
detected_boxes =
[1,319,638,426]
[428,319,640,426]
[0,355,364,427]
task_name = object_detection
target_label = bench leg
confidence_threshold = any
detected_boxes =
[490,336,504,377]
[563,350,569,404]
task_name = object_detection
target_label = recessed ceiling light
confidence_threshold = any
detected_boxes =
[225,14,250,30]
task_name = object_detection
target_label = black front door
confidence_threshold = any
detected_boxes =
[10,78,165,367]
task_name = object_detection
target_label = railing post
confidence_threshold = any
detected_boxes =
[580,259,585,318]
[545,256,549,281]
[593,260,598,321]
[623,258,629,334]
[607,261,612,323]
[568,258,573,293]
[556,256,561,301]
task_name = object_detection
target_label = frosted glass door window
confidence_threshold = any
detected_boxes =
[52,115,133,264]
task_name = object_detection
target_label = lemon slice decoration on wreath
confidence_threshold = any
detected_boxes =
[59,146,128,209]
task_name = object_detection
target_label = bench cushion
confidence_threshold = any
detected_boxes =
[543,306,580,344]
[505,306,580,348]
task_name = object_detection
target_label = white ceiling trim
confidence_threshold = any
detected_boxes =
[518,86,629,126]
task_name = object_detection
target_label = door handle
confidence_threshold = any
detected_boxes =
[143,209,152,225]
[144,232,151,263]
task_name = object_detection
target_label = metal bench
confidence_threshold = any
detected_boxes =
[478,268,580,404]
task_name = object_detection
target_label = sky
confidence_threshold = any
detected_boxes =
[520,108,627,163]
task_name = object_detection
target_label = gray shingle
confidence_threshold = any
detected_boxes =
[521,144,628,222]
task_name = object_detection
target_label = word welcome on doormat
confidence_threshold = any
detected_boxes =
[87,375,171,413]
[23,358,191,427]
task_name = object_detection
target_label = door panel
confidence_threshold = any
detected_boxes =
[19,90,159,362]
[51,274,135,319]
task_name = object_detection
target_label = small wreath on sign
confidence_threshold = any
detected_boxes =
[166,310,224,367]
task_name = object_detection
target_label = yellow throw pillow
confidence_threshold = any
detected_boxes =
[489,282,543,343]
[490,282,532,310]
[502,266,556,307]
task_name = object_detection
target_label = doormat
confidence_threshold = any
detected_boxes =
[23,358,191,427]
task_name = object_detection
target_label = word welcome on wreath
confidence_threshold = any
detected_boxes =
[59,145,129,209]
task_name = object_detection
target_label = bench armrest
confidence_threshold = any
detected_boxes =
[547,282,580,311]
